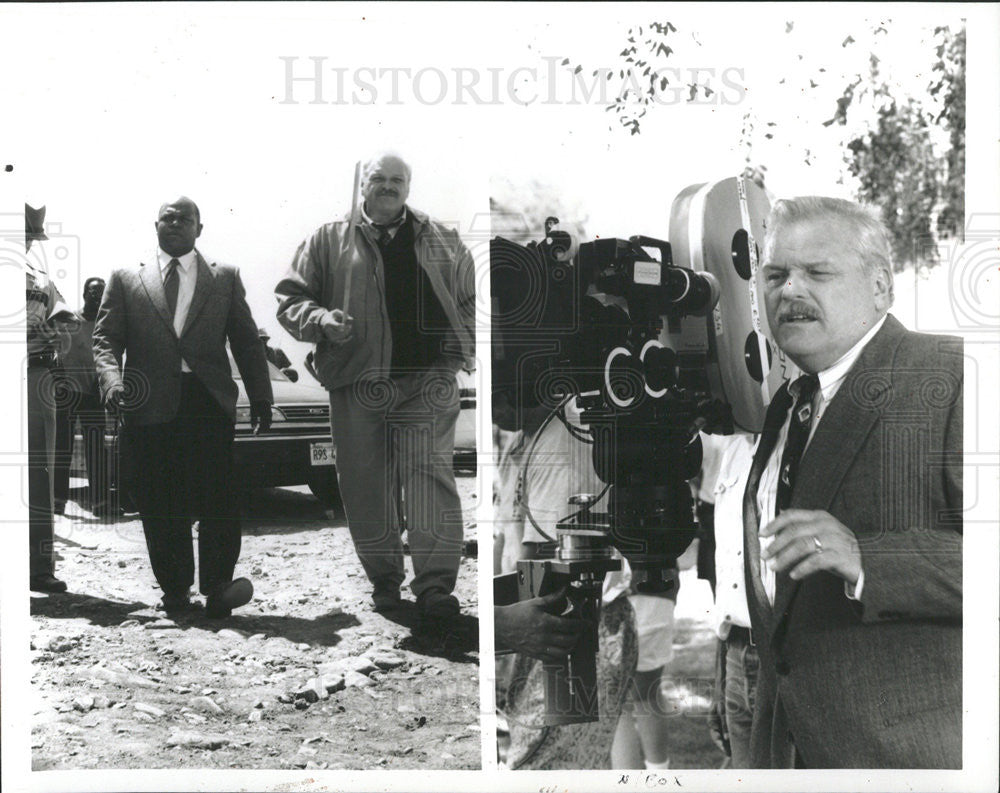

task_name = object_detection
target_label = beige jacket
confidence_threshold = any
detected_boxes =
[275,206,475,391]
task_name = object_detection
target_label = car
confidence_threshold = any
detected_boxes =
[229,353,477,506]
[71,355,477,510]
[231,355,340,505]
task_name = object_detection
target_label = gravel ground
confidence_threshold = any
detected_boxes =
[29,475,480,771]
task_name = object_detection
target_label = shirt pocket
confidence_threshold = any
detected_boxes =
[714,471,740,499]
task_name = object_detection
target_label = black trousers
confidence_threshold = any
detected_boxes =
[126,374,239,596]
[695,499,717,596]
[53,390,109,508]
[27,365,57,576]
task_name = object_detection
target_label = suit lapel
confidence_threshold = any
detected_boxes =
[770,315,905,629]
[139,260,176,335]
[743,382,792,631]
[181,252,214,337]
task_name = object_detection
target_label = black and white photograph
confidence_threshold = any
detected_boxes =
[3,1,487,778]
[1,2,998,792]
[487,5,996,780]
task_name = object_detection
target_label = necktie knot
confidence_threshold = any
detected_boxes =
[792,373,819,400]
[372,222,398,248]
[373,224,391,248]
[371,214,405,248]
[791,373,820,427]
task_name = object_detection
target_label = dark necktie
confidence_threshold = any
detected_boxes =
[372,223,393,249]
[775,373,820,515]
[164,258,180,318]
[372,214,405,249]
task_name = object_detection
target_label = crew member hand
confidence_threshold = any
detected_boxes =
[494,588,586,664]
[250,400,272,435]
[760,508,862,587]
[320,308,353,343]
[104,386,124,415]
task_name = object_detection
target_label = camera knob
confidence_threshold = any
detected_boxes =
[568,493,597,509]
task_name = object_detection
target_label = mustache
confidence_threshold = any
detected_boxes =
[376,190,399,197]
[777,301,821,321]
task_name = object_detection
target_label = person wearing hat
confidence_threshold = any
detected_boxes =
[24,204,74,593]
[258,327,298,382]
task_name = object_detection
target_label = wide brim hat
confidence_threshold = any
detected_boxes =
[25,204,49,246]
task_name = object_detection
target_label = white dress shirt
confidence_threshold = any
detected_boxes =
[712,433,757,639]
[756,315,887,604]
[157,248,198,372]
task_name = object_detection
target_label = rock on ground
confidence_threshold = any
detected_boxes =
[29,480,480,770]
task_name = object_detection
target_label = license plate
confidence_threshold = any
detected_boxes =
[310,442,335,466]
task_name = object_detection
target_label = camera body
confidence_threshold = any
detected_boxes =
[492,177,785,724]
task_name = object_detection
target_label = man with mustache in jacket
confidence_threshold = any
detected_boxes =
[743,196,962,768]
[276,153,475,624]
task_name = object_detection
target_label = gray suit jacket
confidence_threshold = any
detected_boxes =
[743,314,962,768]
[93,251,272,425]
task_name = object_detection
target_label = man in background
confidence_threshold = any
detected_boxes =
[704,432,760,768]
[52,277,116,517]
[258,327,298,382]
[25,204,73,593]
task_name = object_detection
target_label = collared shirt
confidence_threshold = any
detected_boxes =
[694,431,726,504]
[712,433,758,638]
[361,204,407,242]
[756,315,887,604]
[157,248,197,372]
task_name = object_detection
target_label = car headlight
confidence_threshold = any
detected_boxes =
[236,406,286,423]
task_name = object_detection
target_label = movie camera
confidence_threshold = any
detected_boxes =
[493,176,787,724]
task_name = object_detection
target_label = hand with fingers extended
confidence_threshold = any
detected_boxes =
[760,508,862,587]
[494,588,587,664]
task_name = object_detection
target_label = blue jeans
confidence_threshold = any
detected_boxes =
[724,631,759,769]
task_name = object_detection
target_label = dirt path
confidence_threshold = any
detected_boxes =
[30,477,480,770]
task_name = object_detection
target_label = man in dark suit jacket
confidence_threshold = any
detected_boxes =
[93,196,274,618]
[743,196,962,768]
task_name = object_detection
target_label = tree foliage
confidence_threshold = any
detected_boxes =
[570,19,966,268]
[845,96,940,268]
[929,26,965,242]
[568,22,716,136]
[825,25,965,267]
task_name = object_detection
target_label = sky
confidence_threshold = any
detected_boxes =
[1,3,978,340]
[488,7,970,237]
[1,3,998,791]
